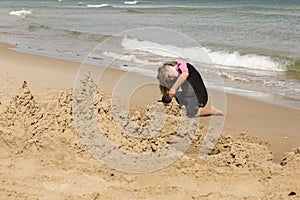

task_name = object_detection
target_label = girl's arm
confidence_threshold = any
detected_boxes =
[169,72,189,97]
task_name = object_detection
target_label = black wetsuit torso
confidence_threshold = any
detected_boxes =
[178,63,208,107]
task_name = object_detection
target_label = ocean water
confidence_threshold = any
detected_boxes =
[0,0,299,109]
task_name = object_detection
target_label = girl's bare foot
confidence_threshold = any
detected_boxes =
[210,106,224,116]
[197,106,224,117]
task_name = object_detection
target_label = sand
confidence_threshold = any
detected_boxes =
[0,42,300,199]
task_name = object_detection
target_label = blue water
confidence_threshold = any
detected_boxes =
[0,0,299,109]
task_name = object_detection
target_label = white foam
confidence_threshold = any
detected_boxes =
[205,50,288,72]
[121,37,288,72]
[86,4,109,8]
[9,9,32,18]
[124,1,138,5]
[121,37,211,63]
[102,51,157,66]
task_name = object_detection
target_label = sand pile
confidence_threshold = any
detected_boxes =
[73,73,199,154]
[0,80,299,199]
[0,81,44,153]
[0,81,83,156]
[207,132,273,168]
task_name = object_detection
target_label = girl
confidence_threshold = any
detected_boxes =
[156,61,224,117]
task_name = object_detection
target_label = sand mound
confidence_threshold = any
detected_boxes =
[0,81,43,152]
[75,73,198,154]
[208,132,273,168]
[0,81,83,155]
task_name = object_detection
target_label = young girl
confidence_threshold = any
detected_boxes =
[156,61,224,117]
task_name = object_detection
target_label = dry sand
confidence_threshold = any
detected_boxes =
[0,42,300,199]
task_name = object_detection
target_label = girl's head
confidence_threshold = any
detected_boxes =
[157,61,178,94]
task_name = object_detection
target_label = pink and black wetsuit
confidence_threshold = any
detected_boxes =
[175,61,208,117]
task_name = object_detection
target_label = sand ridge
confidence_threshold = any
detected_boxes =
[0,80,299,199]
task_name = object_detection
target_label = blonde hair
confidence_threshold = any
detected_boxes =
[156,61,177,95]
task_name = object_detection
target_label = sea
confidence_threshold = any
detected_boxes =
[0,0,299,109]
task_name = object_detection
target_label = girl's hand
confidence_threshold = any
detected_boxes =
[169,89,175,98]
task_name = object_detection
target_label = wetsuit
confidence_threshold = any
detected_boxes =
[175,61,208,117]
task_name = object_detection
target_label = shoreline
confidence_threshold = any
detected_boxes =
[1,41,300,162]
[5,38,300,111]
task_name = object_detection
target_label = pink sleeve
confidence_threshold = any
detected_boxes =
[176,61,189,73]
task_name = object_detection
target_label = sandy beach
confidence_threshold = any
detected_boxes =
[1,42,300,199]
